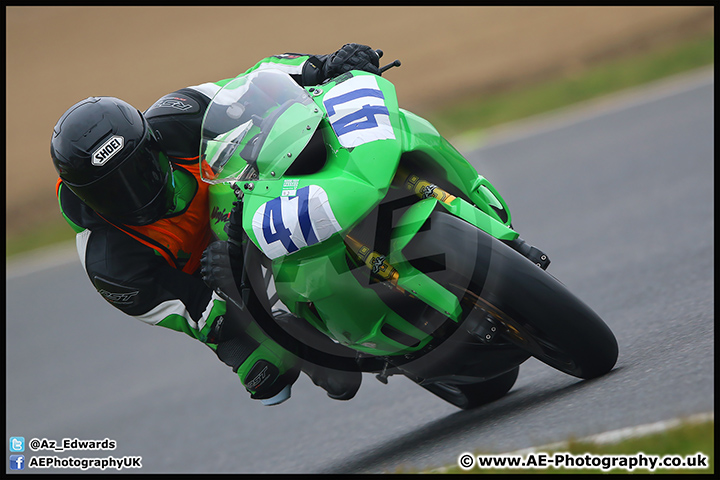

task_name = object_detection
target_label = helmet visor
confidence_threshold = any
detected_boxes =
[67,140,173,225]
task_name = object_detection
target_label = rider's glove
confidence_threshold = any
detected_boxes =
[300,44,380,85]
[200,241,235,295]
[310,43,380,85]
[322,43,380,81]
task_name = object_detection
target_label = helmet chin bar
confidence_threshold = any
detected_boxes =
[107,173,175,226]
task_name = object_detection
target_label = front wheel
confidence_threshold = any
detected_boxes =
[476,236,619,379]
[402,210,618,380]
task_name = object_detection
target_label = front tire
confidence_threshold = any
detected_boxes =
[402,210,618,380]
[477,236,618,379]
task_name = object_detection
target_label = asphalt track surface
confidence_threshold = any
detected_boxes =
[6,68,714,474]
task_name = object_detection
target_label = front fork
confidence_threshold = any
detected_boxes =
[390,168,551,270]
[343,168,552,294]
[340,169,550,381]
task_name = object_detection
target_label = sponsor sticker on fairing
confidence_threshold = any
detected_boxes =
[322,75,395,148]
[252,185,342,259]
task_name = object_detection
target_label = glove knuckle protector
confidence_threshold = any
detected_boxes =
[324,43,380,79]
[201,241,231,290]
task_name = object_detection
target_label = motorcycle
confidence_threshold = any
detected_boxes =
[199,51,618,409]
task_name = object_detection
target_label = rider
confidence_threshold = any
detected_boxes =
[51,44,380,406]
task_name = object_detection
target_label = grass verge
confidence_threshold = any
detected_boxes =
[4,33,714,259]
[6,219,76,259]
[412,417,714,474]
[426,33,714,138]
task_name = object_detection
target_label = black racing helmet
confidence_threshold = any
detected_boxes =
[51,96,174,226]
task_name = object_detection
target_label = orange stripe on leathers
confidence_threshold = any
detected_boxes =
[57,163,213,274]
[125,163,212,274]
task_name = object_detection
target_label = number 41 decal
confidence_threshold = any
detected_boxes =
[323,75,395,148]
[252,185,343,259]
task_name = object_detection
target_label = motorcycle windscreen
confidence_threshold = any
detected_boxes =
[200,69,321,184]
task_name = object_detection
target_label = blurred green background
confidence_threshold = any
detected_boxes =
[5,6,713,257]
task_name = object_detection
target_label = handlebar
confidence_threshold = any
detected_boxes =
[375,49,401,75]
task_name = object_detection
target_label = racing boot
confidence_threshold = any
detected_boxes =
[270,311,362,401]
[301,362,362,400]
[214,324,301,406]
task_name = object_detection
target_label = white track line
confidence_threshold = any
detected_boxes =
[430,411,714,473]
[6,240,78,280]
[502,411,713,456]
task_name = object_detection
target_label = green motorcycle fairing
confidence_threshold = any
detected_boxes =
[200,69,518,356]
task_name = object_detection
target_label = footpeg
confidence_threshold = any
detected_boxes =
[376,362,391,384]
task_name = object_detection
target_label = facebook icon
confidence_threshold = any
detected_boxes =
[9,455,25,470]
